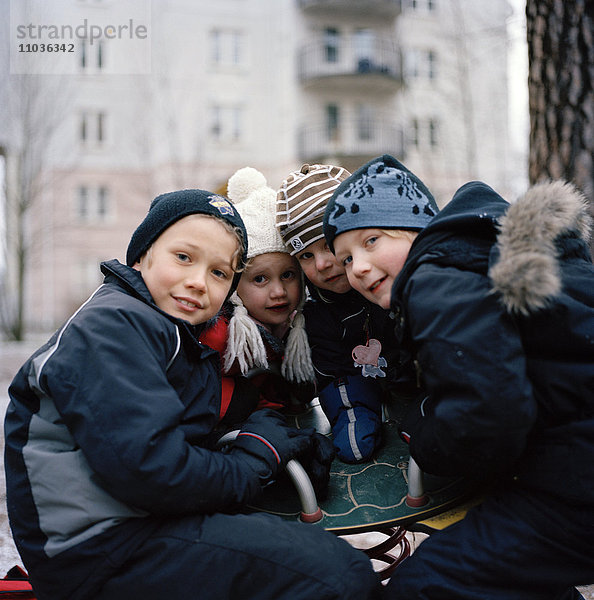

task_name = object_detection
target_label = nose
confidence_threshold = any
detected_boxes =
[185,266,208,293]
[351,256,370,279]
[269,279,288,299]
[315,251,334,272]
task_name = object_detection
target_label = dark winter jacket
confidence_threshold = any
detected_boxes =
[303,287,402,390]
[393,181,594,504]
[303,285,416,462]
[4,260,273,600]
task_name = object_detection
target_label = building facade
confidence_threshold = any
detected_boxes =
[2,0,515,331]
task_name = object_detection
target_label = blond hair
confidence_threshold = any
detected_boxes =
[381,229,418,243]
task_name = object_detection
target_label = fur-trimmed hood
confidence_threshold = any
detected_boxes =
[489,180,592,315]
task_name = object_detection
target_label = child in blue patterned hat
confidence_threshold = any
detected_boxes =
[325,153,594,600]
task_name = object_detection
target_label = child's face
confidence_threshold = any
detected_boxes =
[134,214,239,325]
[333,228,414,310]
[236,252,301,329]
[295,238,351,294]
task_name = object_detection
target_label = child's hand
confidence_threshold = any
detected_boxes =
[297,432,335,500]
[232,409,314,476]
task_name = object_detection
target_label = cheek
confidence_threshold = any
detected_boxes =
[300,262,318,284]
[286,280,302,304]
[237,284,263,313]
[345,269,363,292]
[386,253,407,279]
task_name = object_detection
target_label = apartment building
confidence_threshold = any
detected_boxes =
[2,0,513,331]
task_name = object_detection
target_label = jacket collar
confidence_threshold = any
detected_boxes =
[391,180,592,317]
[391,181,508,303]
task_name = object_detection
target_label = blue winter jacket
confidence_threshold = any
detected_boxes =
[4,260,272,600]
[392,181,594,504]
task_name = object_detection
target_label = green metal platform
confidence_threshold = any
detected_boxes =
[246,400,474,534]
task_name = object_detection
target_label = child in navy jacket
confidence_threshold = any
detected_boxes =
[325,154,594,600]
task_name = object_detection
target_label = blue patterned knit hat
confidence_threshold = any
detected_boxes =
[323,154,439,252]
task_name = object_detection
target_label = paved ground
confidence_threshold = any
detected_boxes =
[1,339,592,597]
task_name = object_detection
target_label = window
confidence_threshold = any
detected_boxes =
[79,111,106,146]
[210,29,244,66]
[76,185,111,222]
[355,29,376,72]
[326,104,340,141]
[410,118,419,148]
[324,27,340,63]
[429,118,438,147]
[356,104,374,141]
[408,0,437,10]
[80,39,105,71]
[210,105,243,142]
[428,50,437,80]
[406,49,420,79]
[406,48,438,81]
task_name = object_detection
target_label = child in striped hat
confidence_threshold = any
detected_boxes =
[276,164,412,463]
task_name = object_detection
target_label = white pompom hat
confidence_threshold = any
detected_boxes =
[224,167,315,384]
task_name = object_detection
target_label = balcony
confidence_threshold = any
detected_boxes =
[298,118,405,167]
[298,0,402,19]
[299,37,403,93]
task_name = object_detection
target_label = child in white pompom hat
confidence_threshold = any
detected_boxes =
[201,167,317,426]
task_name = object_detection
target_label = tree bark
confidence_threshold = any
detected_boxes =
[526,0,594,226]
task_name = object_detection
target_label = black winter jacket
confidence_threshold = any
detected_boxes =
[392,181,594,504]
[4,260,272,600]
[303,288,404,391]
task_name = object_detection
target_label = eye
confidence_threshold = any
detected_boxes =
[212,268,228,280]
[365,236,378,247]
[342,256,352,267]
[281,270,296,281]
[298,251,313,261]
[253,274,267,284]
[176,252,191,262]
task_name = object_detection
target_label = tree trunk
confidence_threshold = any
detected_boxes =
[526,0,594,250]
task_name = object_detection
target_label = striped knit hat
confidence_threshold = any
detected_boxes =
[276,163,351,255]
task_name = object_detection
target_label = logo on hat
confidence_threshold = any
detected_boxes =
[208,195,235,216]
[290,237,304,251]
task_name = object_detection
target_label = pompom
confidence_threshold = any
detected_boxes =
[227,167,268,205]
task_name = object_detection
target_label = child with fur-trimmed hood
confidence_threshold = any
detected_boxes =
[201,167,317,427]
[324,153,594,600]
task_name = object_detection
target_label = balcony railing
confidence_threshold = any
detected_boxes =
[298,118,404,163]
[298,37,402,88]
[298,0,402,18]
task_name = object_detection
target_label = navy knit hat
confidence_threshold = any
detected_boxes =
[126,189,248,267]
[323,154,439,252]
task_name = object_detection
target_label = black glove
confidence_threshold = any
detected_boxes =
[232,409,314,477]
[297,431,335,501]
